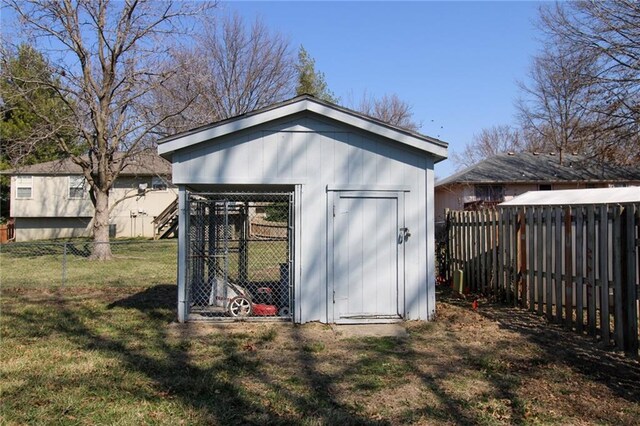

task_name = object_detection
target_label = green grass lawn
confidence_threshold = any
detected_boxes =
[2,285,640,425]
[2,242,639,424]
[0,240,178,288]
[0,239,286,288]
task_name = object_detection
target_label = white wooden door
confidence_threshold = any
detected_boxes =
[332,192,403,323]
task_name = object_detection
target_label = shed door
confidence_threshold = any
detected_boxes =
[332,192,404,323]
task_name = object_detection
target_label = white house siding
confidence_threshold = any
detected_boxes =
[10,175,176,241]
[15,217,92,240]
[434,181,622,223]
[171,113,436,323]
[11,175,95,218]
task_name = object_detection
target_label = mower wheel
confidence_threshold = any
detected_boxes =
[228,297,252,317]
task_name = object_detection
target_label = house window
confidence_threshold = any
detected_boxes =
[539,184,552,191]
[69,176,86,199]
[152,176,167,191]
[474,184,504,202]
[16,176,33,199]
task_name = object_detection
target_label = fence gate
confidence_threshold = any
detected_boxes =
[186,192,293,321]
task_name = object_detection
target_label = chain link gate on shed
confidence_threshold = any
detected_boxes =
[186,192,293,320]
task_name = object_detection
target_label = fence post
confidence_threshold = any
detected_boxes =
[545,207,553,319]
[474,210,480,293]
[445,209,451,283]
[506,209,512,305]
[575,206,584,333]
[613,205,623,349]
[497,208,504,301]
[527,207,534,311]
[586,205,596,336]
[554,207,563,323]
[518,209,527,307]
[470,211,476,292]
[599,204,610,345]
[564,206,573,329]
[62,242,67,288]
[621,204,639,355]
[481,209,487,294]
[536,207,544,316]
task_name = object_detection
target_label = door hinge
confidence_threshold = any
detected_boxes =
[333,204,335,217]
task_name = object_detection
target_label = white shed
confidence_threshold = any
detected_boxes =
[158,96,448,323]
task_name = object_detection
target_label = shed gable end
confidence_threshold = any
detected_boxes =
[172,115,429,186]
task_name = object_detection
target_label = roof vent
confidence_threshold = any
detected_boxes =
[507,151,515,156]
[533,151,540,156]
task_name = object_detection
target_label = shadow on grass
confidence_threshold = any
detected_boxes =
[9,284,638,424]
[107,284,176,312]
[440,287,640,404]
[4,286,397,424]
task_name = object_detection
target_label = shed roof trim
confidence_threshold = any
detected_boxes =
[157,95,448,161]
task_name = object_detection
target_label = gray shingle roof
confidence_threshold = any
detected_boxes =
[1,151,171,176]
[437,152,640,187]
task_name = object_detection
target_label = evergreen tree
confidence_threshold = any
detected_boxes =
[295,46,337,103]
[0,44,77,167]
[0,44,79,221]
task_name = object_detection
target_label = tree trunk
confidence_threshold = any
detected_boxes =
[91,188,113,260]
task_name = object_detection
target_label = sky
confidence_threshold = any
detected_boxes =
[222,1,545,179]
[1,1,545,180]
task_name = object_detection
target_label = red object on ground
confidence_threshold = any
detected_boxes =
[252,303,278,316]
[472,299,478,311]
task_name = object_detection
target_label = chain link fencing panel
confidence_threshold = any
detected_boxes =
[0,240,177,289]
[186,192,292,320]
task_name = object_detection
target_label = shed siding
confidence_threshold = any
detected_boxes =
[172,114,434,323]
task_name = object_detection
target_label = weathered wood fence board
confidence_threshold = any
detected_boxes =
[444,203,640,356]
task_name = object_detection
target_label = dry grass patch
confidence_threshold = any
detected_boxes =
[2,286,640,425]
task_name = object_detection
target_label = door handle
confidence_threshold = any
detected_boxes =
[399,227,411,243]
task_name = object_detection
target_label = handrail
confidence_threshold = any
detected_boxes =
[152,197,178,226]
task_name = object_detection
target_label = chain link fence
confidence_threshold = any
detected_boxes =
[0,240,177,288]
[186,192,293,320]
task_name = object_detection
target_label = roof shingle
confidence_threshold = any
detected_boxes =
[437,152,640,186]
[1,151,171,176]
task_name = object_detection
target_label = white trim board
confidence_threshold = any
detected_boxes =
[158,97,448,161]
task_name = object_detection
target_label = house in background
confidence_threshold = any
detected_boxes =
[4,151,177,241]
[435,152,640,223]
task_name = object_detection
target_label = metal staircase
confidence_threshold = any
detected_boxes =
[152,197,178,239]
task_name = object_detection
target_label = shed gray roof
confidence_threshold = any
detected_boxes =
[158,95,449,162]
[2,151,171,176]
[436,152,640,187]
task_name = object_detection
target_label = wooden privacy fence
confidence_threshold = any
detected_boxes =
[443,204,640,355]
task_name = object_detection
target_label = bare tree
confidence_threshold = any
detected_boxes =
[155,14,295,134]
[538,1,640,165]
[354,92,420,132]
[516,42,600,163]
[5,0,214,259]
[451,125,524,169]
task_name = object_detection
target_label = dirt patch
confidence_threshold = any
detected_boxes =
[160,288,640,424]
